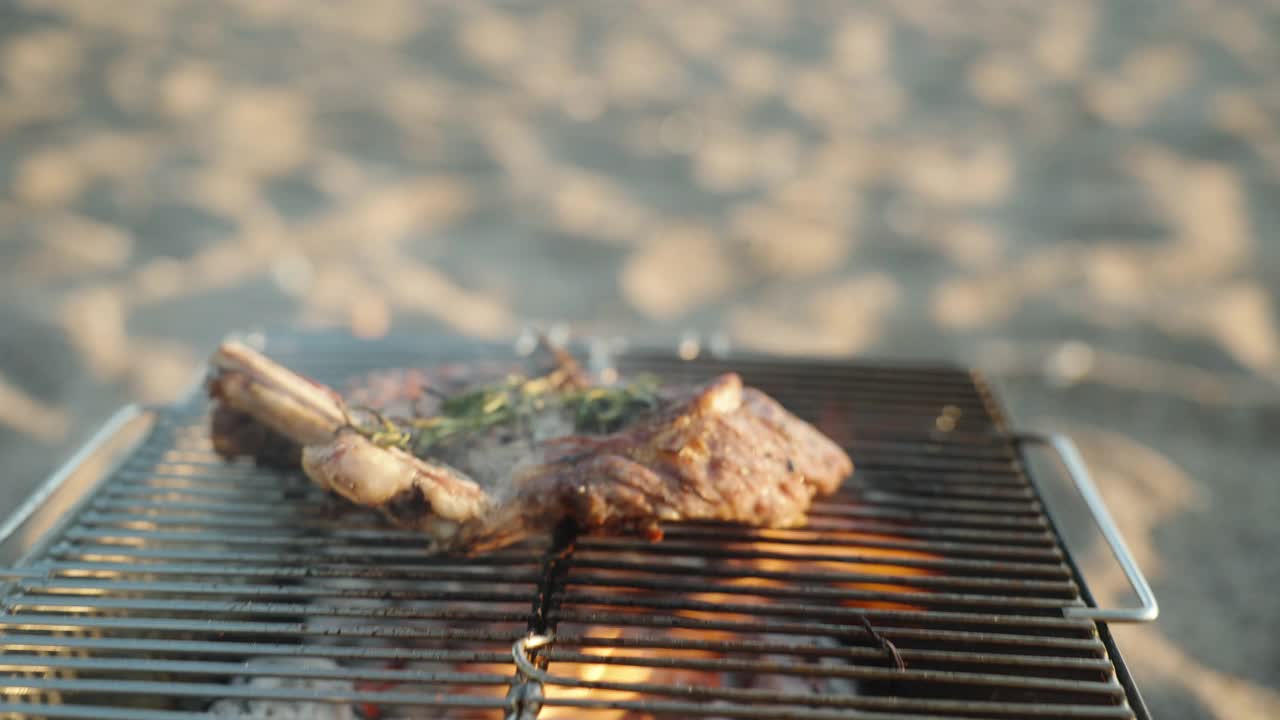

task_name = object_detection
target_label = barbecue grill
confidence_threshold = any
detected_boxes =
[0,333,1157,719]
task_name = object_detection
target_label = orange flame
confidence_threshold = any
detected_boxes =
[535,529,938,718]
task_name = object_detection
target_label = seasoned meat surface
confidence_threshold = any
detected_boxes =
[208,341,852,553]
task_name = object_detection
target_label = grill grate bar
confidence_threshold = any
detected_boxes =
[1,611,1102,648]
[0,656,511,686]
[0,632,1114,674]
[1,678,513,710]
[36,559,545,582]
[1,695,1139,720]
[0,620,1105,661]
[74,511,457,531]
[570,543,1069,576]
[49,543,1070,577]
[0,704,206,720]
[548,610,1096,639]
[538,698,1138,720]
[63,526,1063,560]
[8,596,536,622]
[14,577,538,601]
[840,481,1038,501]
[558,637,1116,672]
[857,470,1040,488]
[565,563,1081,595]
[0,703,1135,720]
[0,613,531,642]
[9,581,1082,617]
[841,492,1041,515]
[57,542,541,564]
[18,563,1082,599]
[0,650,1121,702]
[728,519,1055,544]
[75,510,1059,546]
[833,438,1017,457]
[0,633,515,664]
[552,598,1096,630]
[802,505,1049,530]
[0,673,1130,718]
[654,529,1061,558]
[551,581,1079,611]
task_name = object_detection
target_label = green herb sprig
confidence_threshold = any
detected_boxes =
[354,372,661,457]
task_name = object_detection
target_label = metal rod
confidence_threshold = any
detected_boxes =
[538,697,1136,720]
[0,633,513,663]
[550,597,1095,629]
[0,678,513,709]
[0,405,148,548]
[8,595,539,622]
[0,703,205,720]
[0,613,531,641]
[546,609,1096,640]
[0,630,1112,673]
[567,542,1071,577]
[19,576,539,600]
[552,583,1080,611]
[62,525,1061,559]
[0,655,512,685]
[39,558,542,580]
[565,560,1080,594]
[0,613,1108,653]
[1013,432,1159,623]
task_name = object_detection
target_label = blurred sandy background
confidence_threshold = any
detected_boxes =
[1,1,1278,717]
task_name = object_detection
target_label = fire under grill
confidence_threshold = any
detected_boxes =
[0,335,1154,719]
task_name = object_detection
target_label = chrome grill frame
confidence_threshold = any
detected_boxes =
[1,333,1153,719]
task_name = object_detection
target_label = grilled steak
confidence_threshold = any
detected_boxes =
[208,341,852,553]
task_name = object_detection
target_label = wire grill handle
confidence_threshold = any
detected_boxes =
[1012,431,1159,623]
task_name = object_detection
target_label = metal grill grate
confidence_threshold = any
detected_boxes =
[1,336,1147,719]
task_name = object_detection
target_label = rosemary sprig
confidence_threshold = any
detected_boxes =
[568,375,660,434]
[354,372,661,456]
